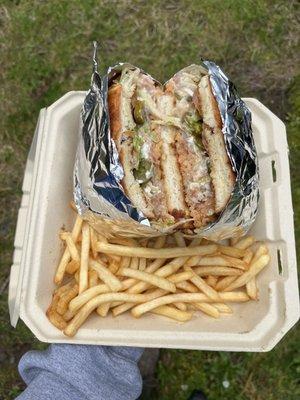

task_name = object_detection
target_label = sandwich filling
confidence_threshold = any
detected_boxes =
[108,66,235,229]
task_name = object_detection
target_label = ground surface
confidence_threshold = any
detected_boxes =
[0,1,299,399]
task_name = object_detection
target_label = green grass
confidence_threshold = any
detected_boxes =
[0,1,299,399]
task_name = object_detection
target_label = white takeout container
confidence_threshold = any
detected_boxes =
[8,92,299,351]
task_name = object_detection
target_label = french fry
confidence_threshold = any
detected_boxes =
[151,305,192,322]
[206,275,218,288]
[130,257,139,270]
[212,303,233,314]
[131,292,250,318]
[252,244,268,262]
[193,266,242,276]
[120,263,193,307]
[119,267,177,293]
[79,223,90,294]
[63,309,75,322]
[90,227,98,259]
[145,258,167,273]
[90,259,123,292]
[224,254,270,291]
[153,236,167,249]
[110,237,139,246]
[69,279,136,312]
[230,237,239,246]
[57,284,79,315]
[66,260,80,274]
[46,294,67,330]
[54,280,74,297]
[112,288,168,317]
[65,290,165,336]
[88,270,98,288]
[234,236,255,250]
[96,303,110,317]
[246,248,267,296]
[176,281,199,293]
[95,242,218,259]
[74,270,79,283]
[184,266,220,301]
[243,249,253,269]
[167,271,194,284]
[107,256,120,274]
[218,245,246,258]
[246,278,258,300]
[120,256,131,268]
[192,302,220,318]
[173,302,187,311]
[108,254,121,263]
[60,232,80,263]
[191,255,246,270]
[54,215,82,284]
[173,232,186,247]
[112,302,136,316]
[215,276,237,291]
[139,238,149,247]
[138,258,147,271]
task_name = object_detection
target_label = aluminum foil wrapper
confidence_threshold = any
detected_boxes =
[74,49,259,240]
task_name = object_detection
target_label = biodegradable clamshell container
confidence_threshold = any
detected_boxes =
[9,92,299,351]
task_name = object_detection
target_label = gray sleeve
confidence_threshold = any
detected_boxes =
[17,344,144,400]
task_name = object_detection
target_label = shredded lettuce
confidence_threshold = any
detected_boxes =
[184,113,204,150]
[132,134,144,153]
[133,158,153,184]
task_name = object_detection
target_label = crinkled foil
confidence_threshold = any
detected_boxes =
[74,46,259,240]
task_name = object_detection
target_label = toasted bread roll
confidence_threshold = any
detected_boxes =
[108,80,154,218]
[156,94,189,219]
[198,76,235,212]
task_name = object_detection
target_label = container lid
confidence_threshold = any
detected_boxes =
[8,109,46,326]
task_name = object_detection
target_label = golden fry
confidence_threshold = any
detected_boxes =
[130,257,139,270]
[173,232,186,247]
[90,259,123,292]
[206,275,218,288]
[184,266,220,301]
[79,223,90,294]
[120,256,131,268]
[218,245,246,258]
[88,270,98,288]
[95,242,218,259]
[65,290,165,336]
[46,294,67,330]
[119,267,176,292]
[138,258,147,271]
[176,281,199,293]
[246,278,258,300]
[131,292,249,317]
[56,284,79,315]
[212,303,233,314]
[90,227,98,259]
[69,279,135,312]
[224,254,270,291]
[173,302,187,311]
[151,305,192,322]
[96,303,111,317]
[193,266,242,276]
[60,232,80,262]
[192,302,220,318]
[153,236,167,249]
[234,236,255,250]
[66,260,80,275]
[215,276,237,291]
[54,215,82,284]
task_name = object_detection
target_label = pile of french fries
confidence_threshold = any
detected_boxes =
[47,206,270,337]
